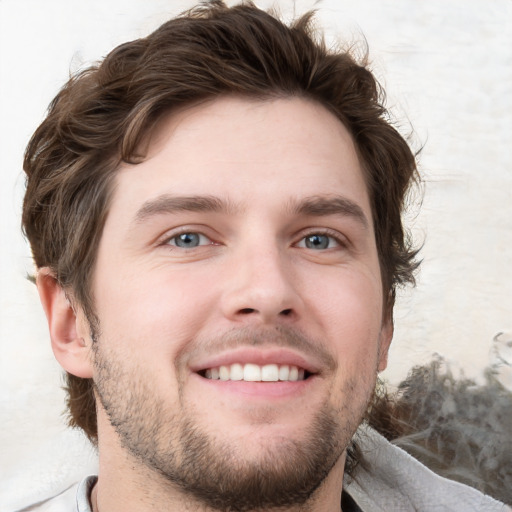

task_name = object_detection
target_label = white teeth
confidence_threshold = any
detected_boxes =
[289,366,299,381]
[203,363,307,382]
[261,364,279,381]
[244,363,261,382]
[219,365,230,381]
[230,363,244,381]
[278,365,290,381]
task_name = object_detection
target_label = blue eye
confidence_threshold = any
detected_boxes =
[298,234,339,250]
[169,232,209,248]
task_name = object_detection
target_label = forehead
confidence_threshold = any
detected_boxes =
[109,96,371,223]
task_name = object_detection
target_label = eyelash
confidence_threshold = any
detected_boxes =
[162,230,215,249]
[295,229,347,250]
[160,228,347,251]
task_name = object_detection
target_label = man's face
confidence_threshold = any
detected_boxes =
[86,96,392,509]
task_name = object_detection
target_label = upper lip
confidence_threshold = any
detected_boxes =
[189,347,322,375]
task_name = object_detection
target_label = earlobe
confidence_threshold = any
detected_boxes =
[36,268,93,378]
[377,312,394,372]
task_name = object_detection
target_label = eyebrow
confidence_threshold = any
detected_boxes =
[134,194,240,224]
[133,193,369,230]
[290,195,369,230]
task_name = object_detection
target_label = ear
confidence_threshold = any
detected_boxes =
[377,310,394,372]
[36,268,93,378]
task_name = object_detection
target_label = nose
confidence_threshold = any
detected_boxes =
[220,243,302,324]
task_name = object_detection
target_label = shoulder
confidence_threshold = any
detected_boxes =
[15,476,96,512]
[344,425,509,512]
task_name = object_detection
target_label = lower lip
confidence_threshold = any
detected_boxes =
[192,373,315,398]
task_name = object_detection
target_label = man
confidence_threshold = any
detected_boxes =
[20,1,508,511]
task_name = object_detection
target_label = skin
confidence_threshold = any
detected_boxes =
[38,96,393,511]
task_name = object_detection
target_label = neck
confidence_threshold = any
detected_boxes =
[91,479,344,512]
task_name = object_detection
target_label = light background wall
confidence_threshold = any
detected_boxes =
[0,0,510,509]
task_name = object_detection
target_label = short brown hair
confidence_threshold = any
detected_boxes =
[22,1,419,445]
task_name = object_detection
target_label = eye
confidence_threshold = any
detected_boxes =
[167,232,211,248]
[297,233,340,250]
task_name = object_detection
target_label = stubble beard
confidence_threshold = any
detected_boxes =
[92,327,375,512]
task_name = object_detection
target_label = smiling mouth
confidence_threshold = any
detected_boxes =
[199,363,312,382]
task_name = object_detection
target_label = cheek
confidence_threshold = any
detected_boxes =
[308,263,383,321]
[304,267,384,362]
[94,265,217,354]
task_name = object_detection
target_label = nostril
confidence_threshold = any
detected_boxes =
[239,308,256,314]
[280,309,292,316]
